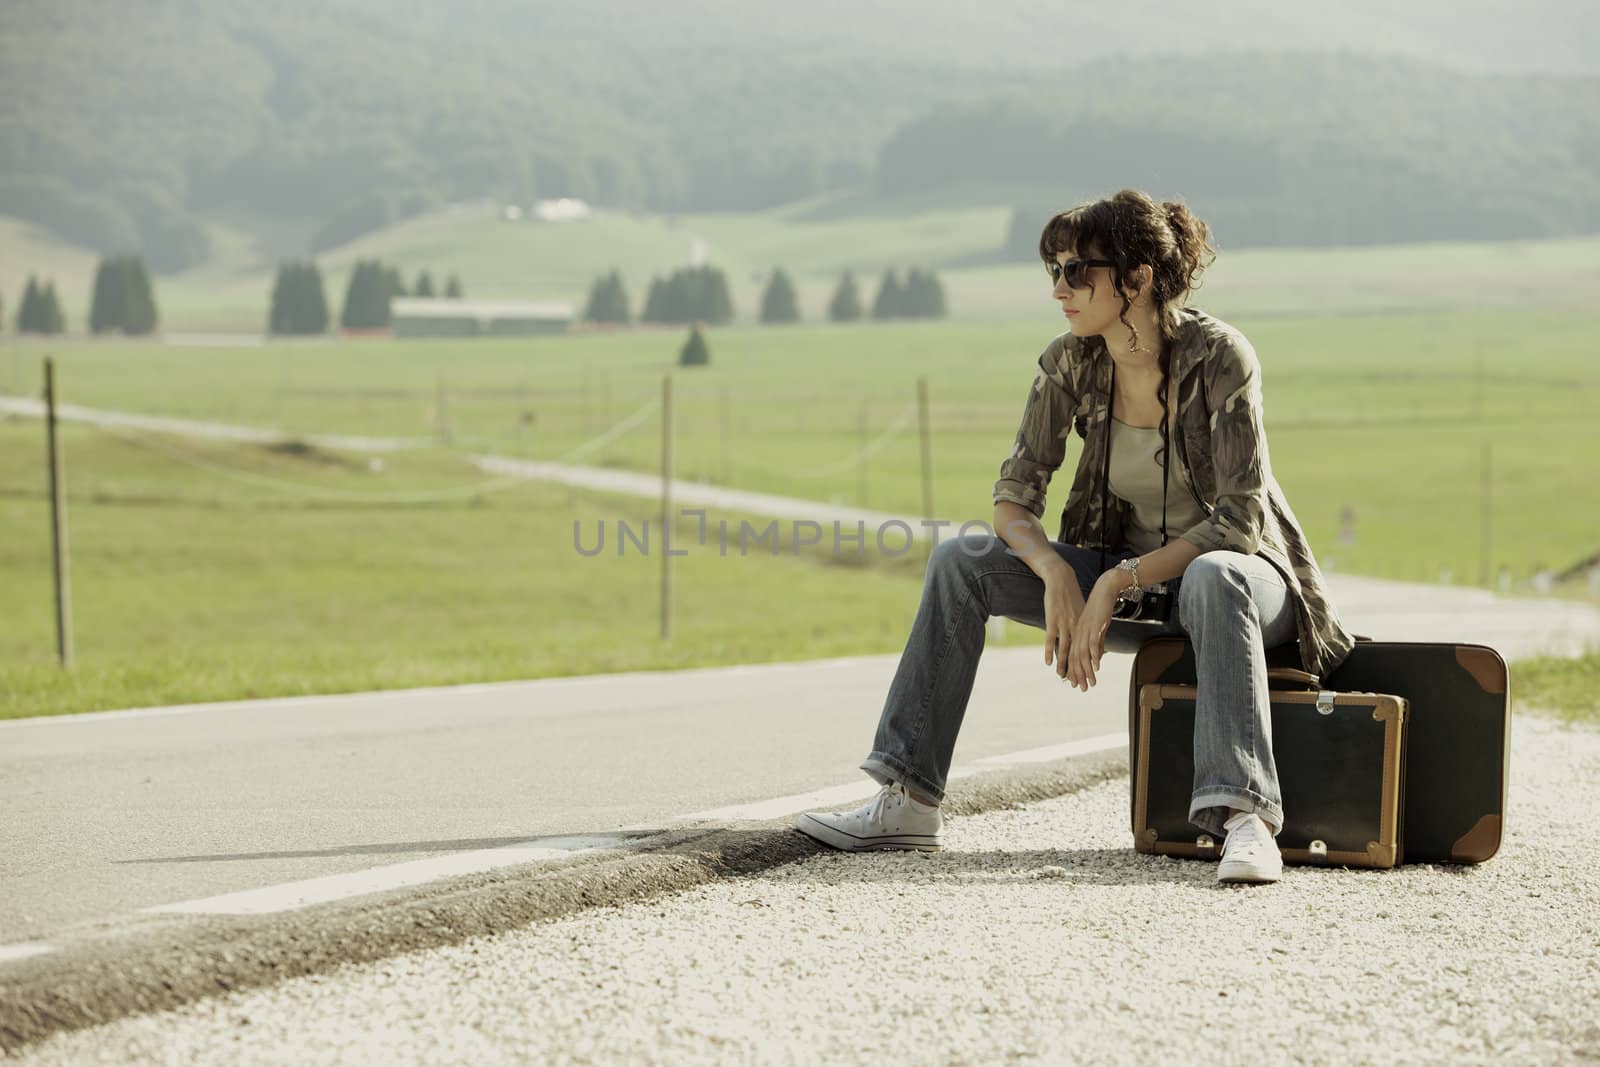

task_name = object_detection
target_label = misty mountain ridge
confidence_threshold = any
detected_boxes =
[1,1,1596,272]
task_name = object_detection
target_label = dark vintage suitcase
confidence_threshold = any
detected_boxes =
[1129,636,1510,864]
[1132,671,1408,868]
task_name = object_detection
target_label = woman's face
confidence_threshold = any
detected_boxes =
[1050,247,1130,338]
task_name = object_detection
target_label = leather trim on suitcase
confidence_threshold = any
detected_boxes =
[1133,683,1408,870]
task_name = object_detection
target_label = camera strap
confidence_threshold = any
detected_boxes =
[1160,378,1170,548]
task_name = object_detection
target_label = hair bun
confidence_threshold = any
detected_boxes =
[1160,199,1215,287]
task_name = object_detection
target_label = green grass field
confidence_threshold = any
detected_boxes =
[1514,652,1600,726]
[0,423,993,718]
[4,306,1593,585]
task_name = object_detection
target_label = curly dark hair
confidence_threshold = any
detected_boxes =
[1037,188,1217,468]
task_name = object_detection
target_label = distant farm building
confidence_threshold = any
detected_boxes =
[535,198,591,222]
[391,298,574,338]
[499,198,592,223]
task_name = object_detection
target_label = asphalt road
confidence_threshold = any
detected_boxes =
[1,645,1127,943]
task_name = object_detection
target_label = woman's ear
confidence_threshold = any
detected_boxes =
[1120,265,1153,303]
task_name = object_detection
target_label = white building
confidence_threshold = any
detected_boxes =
[391,298,574,338]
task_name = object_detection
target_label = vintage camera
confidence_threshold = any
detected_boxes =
[1111,581,1174,622]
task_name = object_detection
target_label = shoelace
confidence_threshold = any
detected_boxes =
[865,781,904,826]
[1224,816,1272,856]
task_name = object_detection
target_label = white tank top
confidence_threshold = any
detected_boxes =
[1106,417,1206,555]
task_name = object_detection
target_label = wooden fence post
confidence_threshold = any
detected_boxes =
[44,356,74,668]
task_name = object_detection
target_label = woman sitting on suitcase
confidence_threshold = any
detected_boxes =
[797,188,1355,884]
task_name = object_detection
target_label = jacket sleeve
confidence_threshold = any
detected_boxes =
[1179,332,1269,556]
[992,335,1076,520]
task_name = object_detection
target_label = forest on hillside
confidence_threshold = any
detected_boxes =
[2,1,1596,271]
[921,55,1600,251]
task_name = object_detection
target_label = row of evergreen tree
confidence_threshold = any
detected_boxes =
[13,277,67,334]
[583,270,631,324]
[10,258,942,338]
[870,269,947,319]
[642,266,736,326]
[407,269,464,300]
[340,260,404,329]
[9,254,165,336]
[89,255,159,334]
[583,266,947,325]
[269,260,467,335]
[269,262,332,335]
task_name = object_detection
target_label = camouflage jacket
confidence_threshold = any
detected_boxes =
[992,306,1355,681]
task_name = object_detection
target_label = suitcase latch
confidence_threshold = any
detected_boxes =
[1316,691,1336,715]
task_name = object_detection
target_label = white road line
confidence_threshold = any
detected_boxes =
[133,736,1127,917]
[665,733,1129,823]
[0,942,55,964]
[141,835,648,917]
[972,732,1129,765]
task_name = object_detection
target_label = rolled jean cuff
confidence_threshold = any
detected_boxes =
[1189,787,1283,837]
[860,753,944,805]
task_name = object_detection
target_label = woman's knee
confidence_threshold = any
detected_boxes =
[1178,551,1252,615]
[929,531,1009,574]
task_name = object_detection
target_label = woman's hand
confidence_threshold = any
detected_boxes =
[1067,571,1125,690]
[1041,566,1087,680]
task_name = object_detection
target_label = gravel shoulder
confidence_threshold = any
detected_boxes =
[12,713,1600,1066]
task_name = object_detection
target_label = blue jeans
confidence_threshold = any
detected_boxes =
[859,534,1299,837]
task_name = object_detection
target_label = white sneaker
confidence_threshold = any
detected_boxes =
[796,780,944,852]
[1217,811,1283,884]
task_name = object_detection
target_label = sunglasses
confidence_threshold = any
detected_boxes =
[1045,257,1115,289]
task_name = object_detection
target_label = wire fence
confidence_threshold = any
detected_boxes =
[3,350,1595,599]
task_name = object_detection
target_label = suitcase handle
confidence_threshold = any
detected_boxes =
[1265,667,1321,689]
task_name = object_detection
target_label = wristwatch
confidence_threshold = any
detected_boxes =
[1115,556,1141,598]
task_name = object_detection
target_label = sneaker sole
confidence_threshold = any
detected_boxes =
[1217,858,1283,884]
[795,813,943,852]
